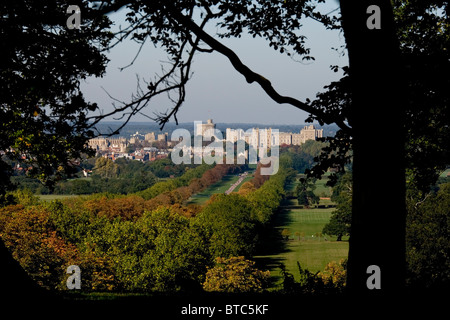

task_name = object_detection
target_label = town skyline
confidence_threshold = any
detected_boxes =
[89,119,325,164]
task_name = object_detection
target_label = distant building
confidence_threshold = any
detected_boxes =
[129,137,140,144]
[245,128,259,150]
[259,128,272,149]
[145,132,156,141]
[279,132,292,145]
[291,133,303,146]
[88,137,108,151]
[224,124,323,148]
[157,133,168,142]
[226,128,245,143]
[88,137,127,153]
[300,125,323,142]
[195,119,216,136]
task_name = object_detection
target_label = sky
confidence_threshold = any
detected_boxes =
[80,2,348,125]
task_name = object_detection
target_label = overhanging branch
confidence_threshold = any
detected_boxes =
[173,12,352,134]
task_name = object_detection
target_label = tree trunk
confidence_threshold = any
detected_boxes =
[340,0,406,295]
[0,239,52,302]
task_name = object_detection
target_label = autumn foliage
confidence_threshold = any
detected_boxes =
[83,195,146,220]
[0,162,292,293]
[203,256,270,293]
[0,201,120,291]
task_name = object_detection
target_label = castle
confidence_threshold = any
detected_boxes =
[225,124,323,148]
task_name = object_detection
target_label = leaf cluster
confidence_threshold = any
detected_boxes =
[1,0,113,191]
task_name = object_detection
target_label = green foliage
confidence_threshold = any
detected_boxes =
[12,157,195,196]
[245,166,292,224]
[49,158,159,195]
[279,261,346,295]
[307,1,450,192]
[1,199,213,292]
[203,256,270,293]
[295,177,320,208]
[317,259,347,292]
[8,188,41,207]
[393,1,450,192]
[82,207,211,292]
[406,182,450,289]
[94,158,119,179]
[137,164,212,200]
[0,204,79,290]
[145,157,191,178]
[196,193,257,258]
[281,228,291,240]
[322,173,352,241]
[0,1,113,193]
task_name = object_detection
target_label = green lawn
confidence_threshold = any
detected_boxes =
[440,168,450,178]
[314,176,333,198]
[38,194,80,201]
[254,206,348,288]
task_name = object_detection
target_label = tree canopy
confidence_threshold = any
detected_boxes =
[1,1,114,197]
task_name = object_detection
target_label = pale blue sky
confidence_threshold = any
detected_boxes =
[81,2,347,125]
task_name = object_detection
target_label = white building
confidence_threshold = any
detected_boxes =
[195,119,216,136]
[145,132,156,141]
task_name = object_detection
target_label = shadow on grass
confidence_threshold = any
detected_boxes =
[253,208,294,286]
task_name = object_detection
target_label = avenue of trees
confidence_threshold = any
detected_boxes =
[0,155,295,293]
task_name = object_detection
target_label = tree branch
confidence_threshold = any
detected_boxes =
[172,11,352,133]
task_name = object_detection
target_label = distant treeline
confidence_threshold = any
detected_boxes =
[11,157,197,195]
[12,140,326,196]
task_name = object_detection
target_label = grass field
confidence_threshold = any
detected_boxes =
[314,177,333,198]
[254,198,348,288]
[38,194,80,201]
[440,168,450,178]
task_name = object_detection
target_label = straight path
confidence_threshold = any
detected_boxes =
[224,171,249,195]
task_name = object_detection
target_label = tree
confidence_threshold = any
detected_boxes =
[296,177,320,208]
[1,1,112,194]
[251,162,271,188]
[195,193,257,258]
[94,157,119,179]
[317,259,347,292]
[322,173,352,241]
[238,181,256,195]
[202,256,270,293]
[307,0,449,293]
[135,208,210,292]
[337,0,406,294]
[1,0,113,298]
[281,229,291,241]
[406,183,450,290]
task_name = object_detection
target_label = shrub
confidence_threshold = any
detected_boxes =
[0,204,79,290]
[203,256,270,293]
